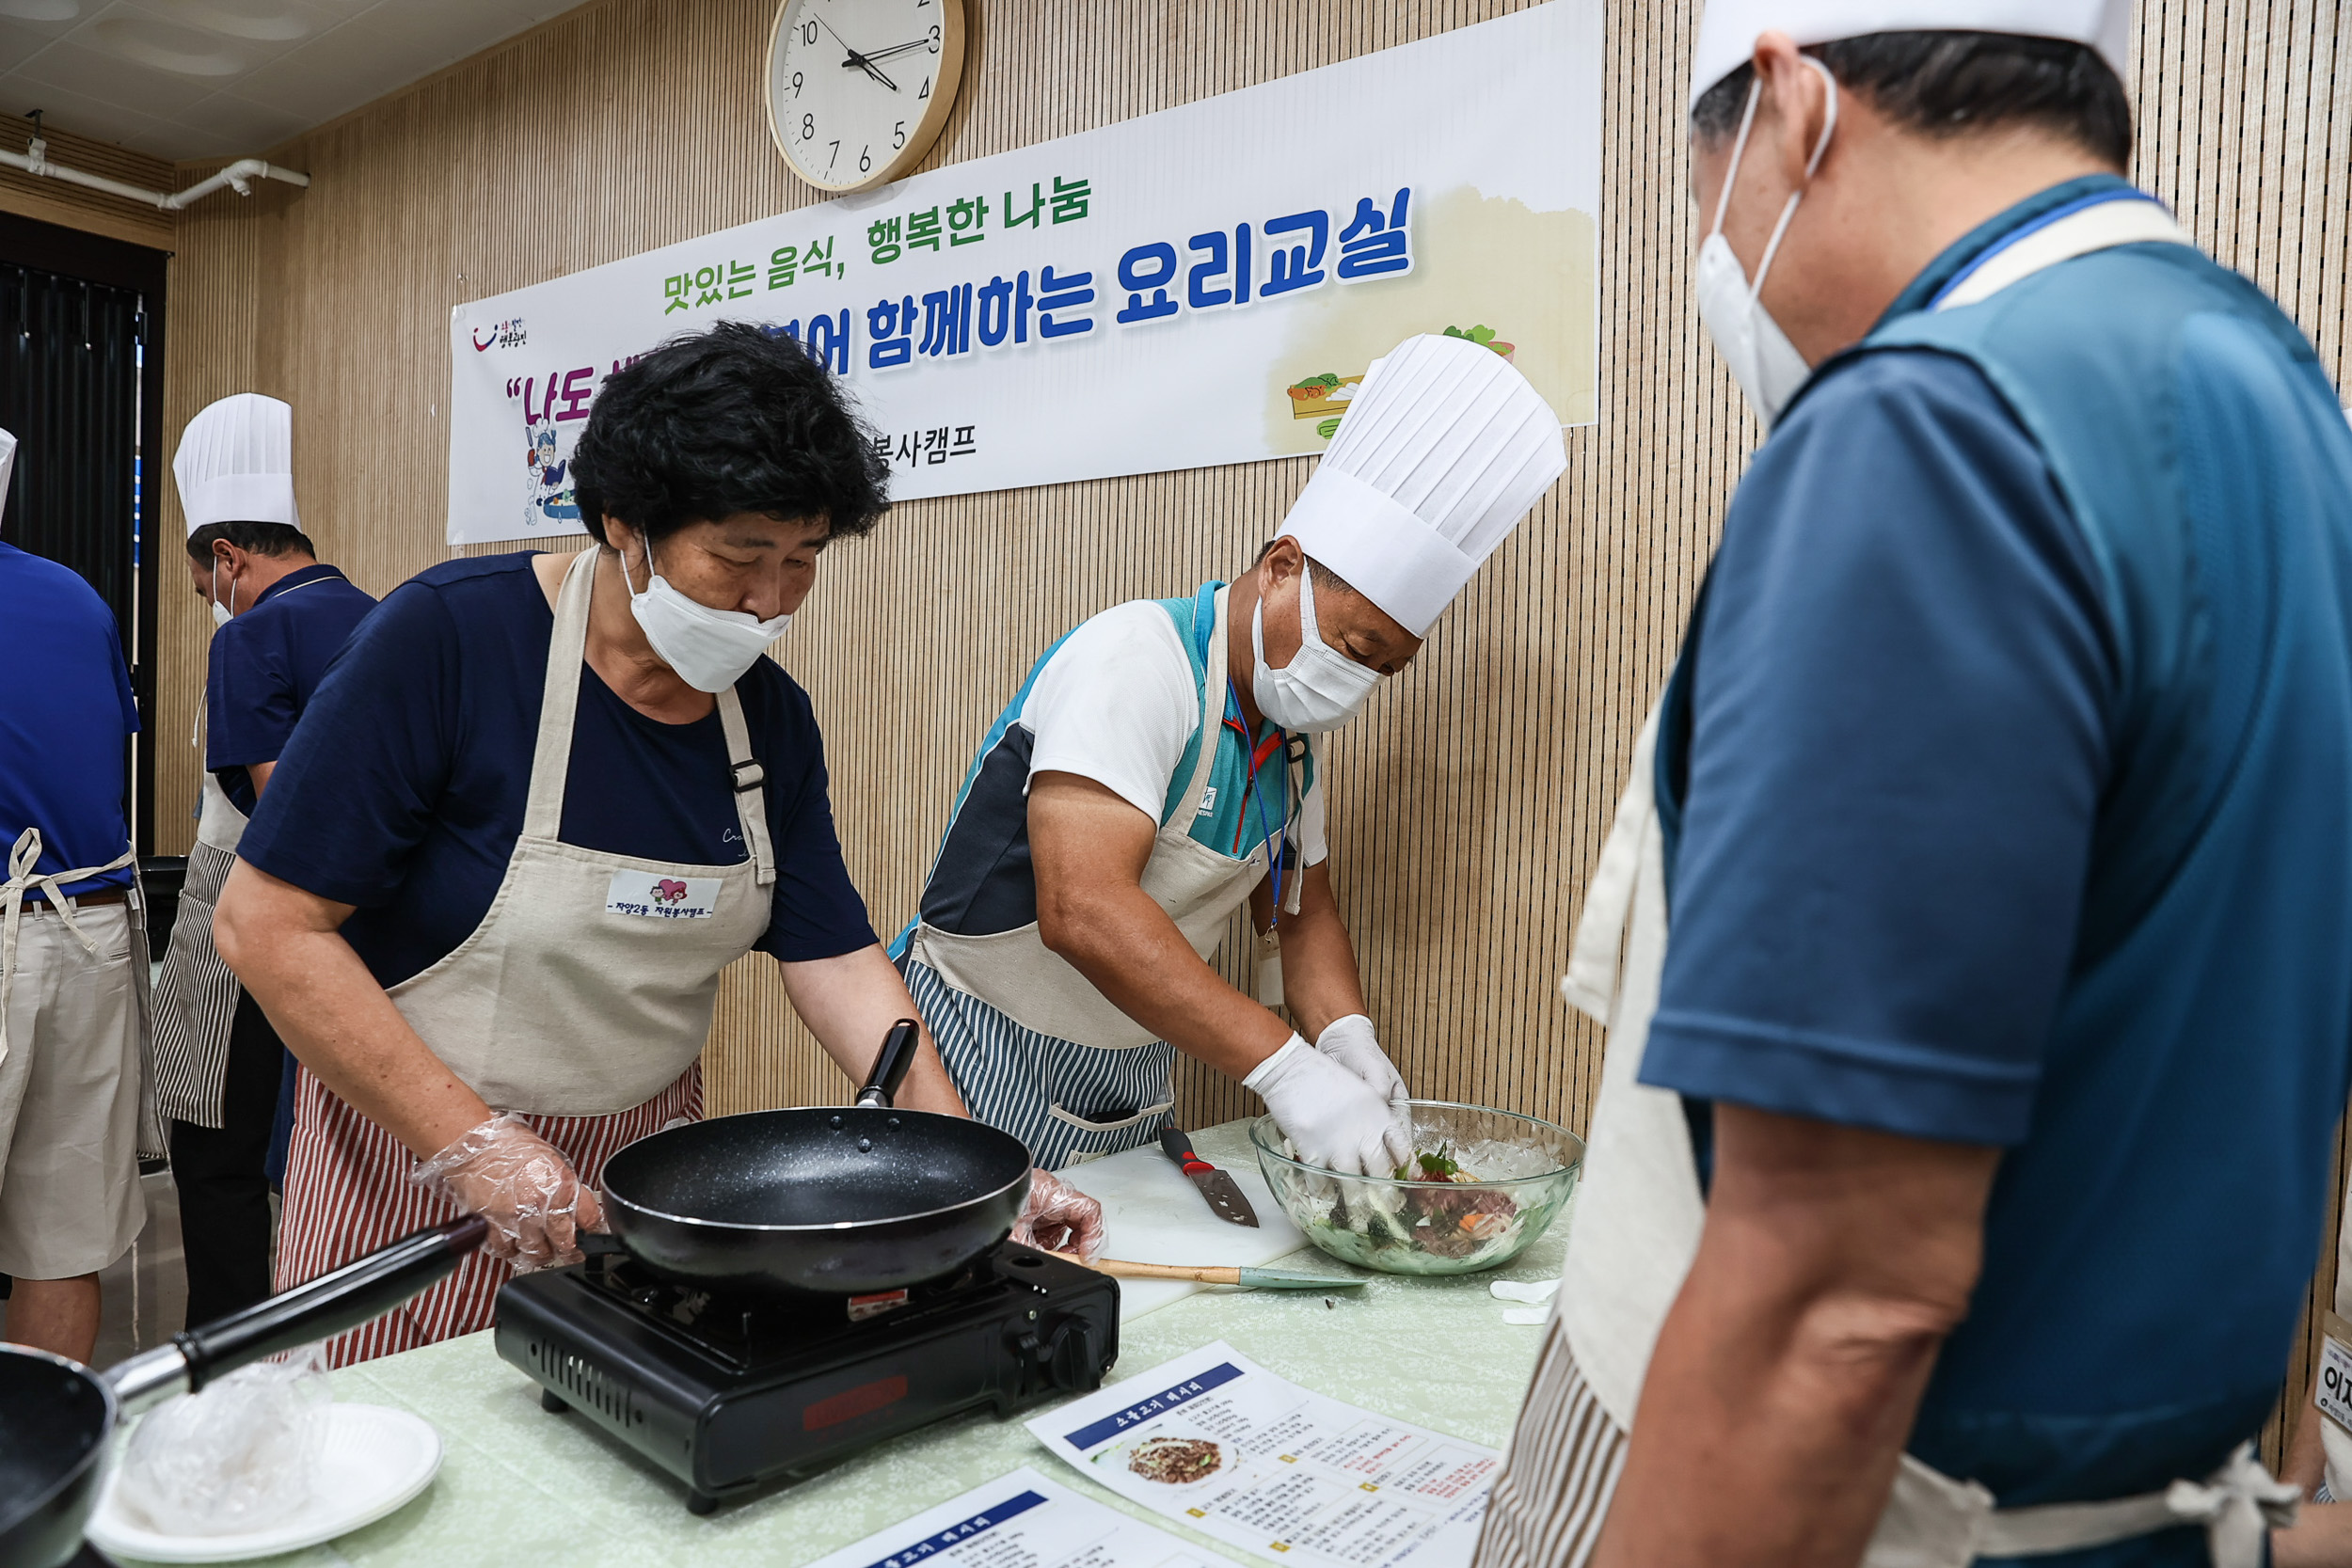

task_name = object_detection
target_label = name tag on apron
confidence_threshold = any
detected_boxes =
[605,872,722,921]
[2319,1311,2352,1434]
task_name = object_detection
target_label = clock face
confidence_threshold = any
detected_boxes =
[767,0,966,194]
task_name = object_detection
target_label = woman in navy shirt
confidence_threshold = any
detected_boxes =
[215,325,1099,1363]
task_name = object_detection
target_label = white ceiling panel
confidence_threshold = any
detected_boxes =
[0,0,586,162]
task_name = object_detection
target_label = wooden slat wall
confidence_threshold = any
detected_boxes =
[0,119,174,250]
[137,0,2352,1465]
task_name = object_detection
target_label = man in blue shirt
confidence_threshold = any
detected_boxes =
[1478,8,2352,1568]
[0,429,151,1363]
[151,392,374,1325]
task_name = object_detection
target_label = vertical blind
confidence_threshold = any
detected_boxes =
[0,263,144,643]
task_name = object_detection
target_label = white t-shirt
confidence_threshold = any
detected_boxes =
[1018,601,1327,865]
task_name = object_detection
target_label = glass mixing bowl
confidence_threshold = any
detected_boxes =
[1249,1101,1585,1276]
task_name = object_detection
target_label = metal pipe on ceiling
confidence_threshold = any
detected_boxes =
[1,135,310,213]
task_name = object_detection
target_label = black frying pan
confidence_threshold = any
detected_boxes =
[0,1215,486,1568]
[589,1020,1034,1295]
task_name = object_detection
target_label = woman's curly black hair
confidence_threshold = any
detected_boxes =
[569,321,890,547]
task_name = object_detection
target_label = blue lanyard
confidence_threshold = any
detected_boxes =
[1223,679,1293,928]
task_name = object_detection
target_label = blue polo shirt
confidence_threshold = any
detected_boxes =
[238,552,876,988]
[1640,179,2352,1543]
[204,562,377,815]
[0,542,138,897]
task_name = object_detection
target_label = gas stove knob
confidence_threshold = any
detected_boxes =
[1043,1317,1104,1391]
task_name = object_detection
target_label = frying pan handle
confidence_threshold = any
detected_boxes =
[855,1017,923,1108]
[163,1215,488,1402]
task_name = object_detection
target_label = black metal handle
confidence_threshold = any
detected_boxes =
[578,1233,628,1259]
[174,1215,488,1392]
[855,1018,922,1108]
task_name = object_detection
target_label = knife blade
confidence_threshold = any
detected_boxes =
[1161,1127,1260,1227]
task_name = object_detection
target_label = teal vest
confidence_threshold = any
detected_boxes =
[898,582,1313,953]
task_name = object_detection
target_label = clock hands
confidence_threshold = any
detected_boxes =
[859,37,935,65]
[815,15,899,92]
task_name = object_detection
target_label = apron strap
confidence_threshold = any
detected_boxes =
[525,546,775,887]
[1,827,138,1070]
[715,689,775,888]
[1562,703,1663,1024]
[521,547,599,842]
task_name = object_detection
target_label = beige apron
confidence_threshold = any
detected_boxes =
[1479,198,2300,1568]
[0,828,163,1185]
[387,546,777,1116]
[903,584,1296,1052]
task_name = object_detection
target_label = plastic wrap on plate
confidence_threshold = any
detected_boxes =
[113,1349,332,1536]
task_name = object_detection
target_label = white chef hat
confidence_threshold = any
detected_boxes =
[174,392,298,533]
[1276,334,1565,638]
[0,427,17,515]
[1690,0,2133,109]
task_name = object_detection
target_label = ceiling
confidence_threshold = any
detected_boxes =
[0,0,585,163]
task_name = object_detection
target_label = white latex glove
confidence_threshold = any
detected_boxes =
[1013,1167,1107,1260]
[1315,1013,1410,1117]
[412,1113,602,1270]
[1248,1035,1413,1176]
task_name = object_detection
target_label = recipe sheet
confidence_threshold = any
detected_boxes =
[1026,1342,1498,1568]
[803,1466,1213,1568]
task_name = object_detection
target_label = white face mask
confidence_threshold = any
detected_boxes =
[210,560,235,627]
[619,541,792,694]
[1694,59,1838,429]
[1251,562,1381,734]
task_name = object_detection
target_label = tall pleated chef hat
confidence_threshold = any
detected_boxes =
[1690,0,2133,109]
[1276,334,1566,638]
[174,392,298,533]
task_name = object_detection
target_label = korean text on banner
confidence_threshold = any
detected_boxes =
[447,2,1601,546]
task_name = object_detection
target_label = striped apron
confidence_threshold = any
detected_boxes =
[1483,194,2309,1568]
[151,776,247,1128]
[274,546,778,1365]
[898,585,1299,1170]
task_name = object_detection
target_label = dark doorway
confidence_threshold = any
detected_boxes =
[0,212,169,855]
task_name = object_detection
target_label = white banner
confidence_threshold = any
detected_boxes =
[446,2,1601,546]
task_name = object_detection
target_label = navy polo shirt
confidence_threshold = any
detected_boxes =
[204,562,378,815]
[0,542,138,896]
[238,553,876,988]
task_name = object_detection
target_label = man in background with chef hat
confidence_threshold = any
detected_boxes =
[894,334,1565,1175]
[1476,5,2352,1567]
[0,427,152,1362]
[152,392,374,1325]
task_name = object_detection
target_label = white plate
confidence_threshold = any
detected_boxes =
[87,1402,442,1563]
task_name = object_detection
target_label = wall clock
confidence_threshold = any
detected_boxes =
[766,0,967,194]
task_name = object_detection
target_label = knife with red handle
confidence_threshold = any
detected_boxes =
[1161,1127,1260,1227]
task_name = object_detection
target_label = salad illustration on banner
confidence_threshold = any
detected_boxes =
[1287,325,1518,442]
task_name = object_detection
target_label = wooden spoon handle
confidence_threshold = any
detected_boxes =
[1049,1252,1244,1285]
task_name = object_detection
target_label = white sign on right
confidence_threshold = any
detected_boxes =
[1026,1340,1498,1568]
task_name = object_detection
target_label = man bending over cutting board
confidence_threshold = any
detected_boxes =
[892,333,1566,1175]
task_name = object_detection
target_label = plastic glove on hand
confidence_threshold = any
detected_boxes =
[1315,1013,1410,1117]
[1013,1166,1107,1260]
[1248,1035,1414,1176]
[412,1112,602,1270]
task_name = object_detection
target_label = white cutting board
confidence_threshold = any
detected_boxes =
[1057,1131,1307,1321]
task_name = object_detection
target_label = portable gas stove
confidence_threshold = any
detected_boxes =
[494,1241,1120,1513]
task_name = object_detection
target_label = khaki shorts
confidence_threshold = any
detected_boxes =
[0,900,146,1279]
